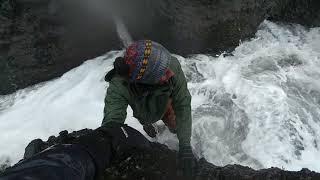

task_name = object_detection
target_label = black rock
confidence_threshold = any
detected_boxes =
[103,147,320,180]
[23,138,47,159]
[0,157,11,174]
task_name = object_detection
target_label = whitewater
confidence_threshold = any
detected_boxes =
[0,21,320,171]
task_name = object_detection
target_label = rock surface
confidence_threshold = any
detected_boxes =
[18,129,320,180]
[0,159,10,174]
[268,0,320,27]
[0,0,120,94]
[1,0,320,94]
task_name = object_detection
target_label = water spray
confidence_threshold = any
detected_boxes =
[113,16,133,48]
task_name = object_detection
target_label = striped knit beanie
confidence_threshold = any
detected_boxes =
[124,40,173,84]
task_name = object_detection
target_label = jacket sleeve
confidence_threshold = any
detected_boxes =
[171,58,192,146]
[102,77,129,126]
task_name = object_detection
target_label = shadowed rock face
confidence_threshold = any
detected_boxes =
[104,148,320,180]
[0,0,320,94]
[268,0,320,27]
[0,0,120,94]
[17,129,320,180]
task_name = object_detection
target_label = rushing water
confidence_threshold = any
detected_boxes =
[0,21,320,171]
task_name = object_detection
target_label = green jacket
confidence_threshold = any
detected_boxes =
[102,56,192,146]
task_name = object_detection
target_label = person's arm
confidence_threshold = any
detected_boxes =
[170,58,192,146]
[102,76,129,127]
[170,57,196,177]
[0,124,151,180]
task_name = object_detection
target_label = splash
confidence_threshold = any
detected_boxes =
[114,16,133,48]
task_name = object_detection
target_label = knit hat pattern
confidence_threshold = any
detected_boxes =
[124,40,171,84]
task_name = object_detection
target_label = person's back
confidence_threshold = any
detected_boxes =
[102,40,196,177]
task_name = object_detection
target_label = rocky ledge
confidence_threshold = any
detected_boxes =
[10,129,319,180]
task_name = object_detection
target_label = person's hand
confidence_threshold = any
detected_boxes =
[114,57,129,77]
[179,144,197,178]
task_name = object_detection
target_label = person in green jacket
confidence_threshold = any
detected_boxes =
[102,40,196,176]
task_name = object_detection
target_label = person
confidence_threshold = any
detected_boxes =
[0,123,150,180]
[102,40,196,176]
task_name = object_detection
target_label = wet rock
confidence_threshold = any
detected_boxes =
[103,147,320,180]
[268,0,320,27]
[0,157,10,174]
[23,139,47,159]
[0,0,120,94]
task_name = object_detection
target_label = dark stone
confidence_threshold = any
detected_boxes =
[268,0,320,27]
[0,0,120,95]
[0,157,10,174]
[106,147,320,180]
[0,0,319,94]
[18,128,320,180]
[23,139,47,159]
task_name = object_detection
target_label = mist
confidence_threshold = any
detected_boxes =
[54,0,142,49]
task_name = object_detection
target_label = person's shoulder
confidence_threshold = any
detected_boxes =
[110,76,129,88]
[105,69,127,83]
[107,75,130,98]
[169,56,180,65]
[169,56,183,75]
[105,70,129,90]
